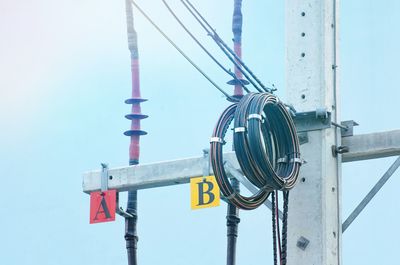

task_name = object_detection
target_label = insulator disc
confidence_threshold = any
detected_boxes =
[124,130,148,136]
[125,114,149,120]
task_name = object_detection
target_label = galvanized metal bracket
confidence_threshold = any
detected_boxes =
[340,120,359,137]
[100,163,109,191]
[202,148,210,176]
[292,108,332,133]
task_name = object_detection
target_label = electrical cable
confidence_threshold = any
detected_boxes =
[233,93,301,193]
[210,103,270,210]
[161,0,251,94]
[275,191,282,263]
[210,93,301,211]
[281,191,289,265]
[181,0,272,93]
[271,191,278,265]
[130,0,237,102]
[179,0,263,93]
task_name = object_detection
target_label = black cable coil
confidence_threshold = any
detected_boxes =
[210,92,301,210]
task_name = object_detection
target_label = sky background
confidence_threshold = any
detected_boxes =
[1,0,399,264]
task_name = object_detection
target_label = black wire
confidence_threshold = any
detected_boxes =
[281,191,289,265]
[210,103,270,210]
[271,191,278,265]
[179,0,263,93]
[130,0,237,101]
[182,0,272,93]
[161,0,250,94]
[210,93,301,210]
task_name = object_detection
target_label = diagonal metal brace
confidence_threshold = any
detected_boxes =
[342,156,400,232]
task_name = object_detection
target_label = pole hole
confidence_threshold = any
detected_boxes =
[301,94,306,99]
[301,177,306,182]
[109,175,113,180]
[301,12,306,17]
[301,53,306,57]
[301,32,306,37]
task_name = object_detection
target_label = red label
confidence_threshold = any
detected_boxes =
[90,190,116,224]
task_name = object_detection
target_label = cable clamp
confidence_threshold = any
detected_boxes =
[234,127,246,133]
[290,158,304,164]
[100,163,109,192]
[210,137,225,144]
[247,114,263,122]
[277,157,288,163]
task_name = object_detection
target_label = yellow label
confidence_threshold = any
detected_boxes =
[190,176,220,210]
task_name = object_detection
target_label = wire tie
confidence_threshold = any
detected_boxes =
[234,127,246,133]
[277,157,288,163]
[247,114,263,122]
[290,158,303,164]
[210,137,225,144]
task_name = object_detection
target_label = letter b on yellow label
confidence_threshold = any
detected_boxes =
[190,176,220,210]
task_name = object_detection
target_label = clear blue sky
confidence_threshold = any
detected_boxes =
[1,0,399,264]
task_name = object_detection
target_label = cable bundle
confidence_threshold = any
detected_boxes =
[210,93,301,210]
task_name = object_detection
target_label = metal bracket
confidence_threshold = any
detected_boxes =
[292,108,332,133]
[203,148,210,176]
[115,192,134,218]
[100,163,109,191]
[116,192,134,218]
[332,145,350,157]
[100,163,133,218]
[340,120,359,137]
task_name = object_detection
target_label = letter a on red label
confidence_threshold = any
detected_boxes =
[90,190,116,224]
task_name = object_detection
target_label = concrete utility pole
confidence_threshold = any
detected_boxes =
[286,0,341,264]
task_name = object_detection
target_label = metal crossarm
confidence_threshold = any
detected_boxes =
[82,131,400,193]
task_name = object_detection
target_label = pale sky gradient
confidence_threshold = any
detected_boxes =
[1,0,399,264]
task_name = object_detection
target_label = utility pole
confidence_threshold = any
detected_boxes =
[286,0,341,264]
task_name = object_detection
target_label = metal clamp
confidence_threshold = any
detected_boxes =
[292,107,332,133]
[100,163,109,192]
[277,157,288,163]
[210,137,225,144]
[247,114,263,121]
[116,192,134,218]
[332,145,350,157]
[203,148,210,177]
[234,127,246,133]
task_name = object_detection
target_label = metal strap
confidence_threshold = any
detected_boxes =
[290,158,303,164]
[234,127,246,133]
[210,137,225,144]
[277,157,288,163]
[100,163,109,192]
[248,114,263,121]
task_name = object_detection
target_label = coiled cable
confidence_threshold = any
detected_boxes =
[210,103,270,210]
[210,92,301,210]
